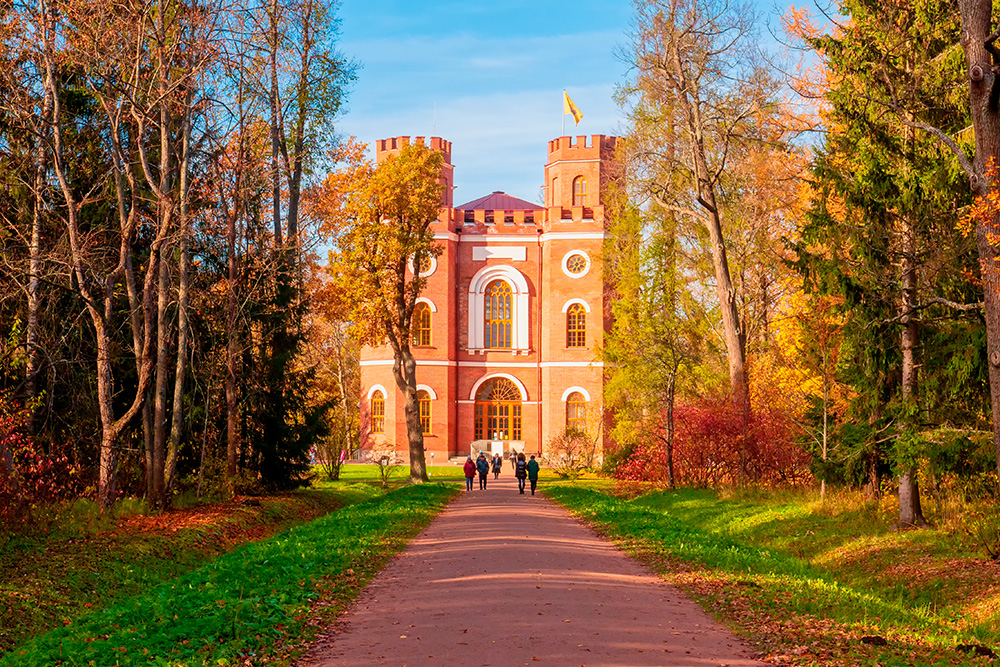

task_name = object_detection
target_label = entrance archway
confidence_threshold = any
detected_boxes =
[474,377,522,444]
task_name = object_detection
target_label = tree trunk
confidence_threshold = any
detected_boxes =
[821,349,829,501]
[667,41,749,415]
[663,372,676,489]
[391,346,428,483]
[166,98,192,493]
[226,208,240,478]
[898,213,927,527]
[959,0,1000,483]
[152,243,171,509]
[269,0,283,254]
[26,85,51,413]
[704,205,749,413]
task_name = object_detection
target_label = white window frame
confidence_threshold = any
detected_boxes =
[561,250,592,278]
[468,265,531,352]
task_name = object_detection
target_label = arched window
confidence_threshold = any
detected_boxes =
[566,303,586,348]
[370,390,385,434]
[566,391,586,433]
[474,378,522,441]
[572,176,587,207]
[417,389,431,434]
[484,280,513,349]
[551,177,558,206]
[412,302,432,346]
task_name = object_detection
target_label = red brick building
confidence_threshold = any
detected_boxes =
[360,133,617,462]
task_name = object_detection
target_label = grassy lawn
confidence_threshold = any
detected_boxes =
[0,466,464,661]
[335,462,468,483]
[1,482,458,666]
[546,483,1000,667]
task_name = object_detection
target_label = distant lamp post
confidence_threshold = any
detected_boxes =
[429,451,435,476]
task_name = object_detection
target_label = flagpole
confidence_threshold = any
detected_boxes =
[561,89,566,136]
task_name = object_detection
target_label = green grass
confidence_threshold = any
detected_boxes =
[546,484,1000,666]
[0,483,381,656]
[330,463,468,483]
[1,482,458,666]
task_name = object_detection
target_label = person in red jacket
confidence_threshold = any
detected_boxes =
[463,455,476,491]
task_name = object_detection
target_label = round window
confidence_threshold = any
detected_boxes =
[566,254,587,274]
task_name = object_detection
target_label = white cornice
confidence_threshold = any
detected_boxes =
[459,234,540,243]
[360,359,455,367]
[540,231,605,241]
[451,231,606,243]
[360,359,604,369]
[545,158,602,167]
[540,361,603,368]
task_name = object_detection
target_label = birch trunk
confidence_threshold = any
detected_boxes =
[26,86,51,410]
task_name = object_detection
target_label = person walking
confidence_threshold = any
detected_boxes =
[527,455,540,495]
[514,452,527,494]
[509,450,516,472]
[492,453,502,479]
[476,452,490,490]
[463,455,476,491]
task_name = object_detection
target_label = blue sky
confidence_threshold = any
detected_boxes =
[333,0,634,205]
[332,0,798,205]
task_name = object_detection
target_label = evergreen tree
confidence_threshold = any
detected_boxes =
[792,0,985,523]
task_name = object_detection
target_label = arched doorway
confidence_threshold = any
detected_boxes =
[474,378,522,451]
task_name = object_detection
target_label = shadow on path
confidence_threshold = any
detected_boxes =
[301,475,766,667]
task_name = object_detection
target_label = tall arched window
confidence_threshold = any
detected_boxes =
[566,391,586,433]
[412,302,432,346]
[484,280,513,349]
[370,390,385,434]
[566,303,586,348]
[417,390,431,434]
[572,176,587,206]
[474,378,522,441]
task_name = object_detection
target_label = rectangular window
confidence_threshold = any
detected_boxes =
[419,400,431,434]
[474,404,484,440]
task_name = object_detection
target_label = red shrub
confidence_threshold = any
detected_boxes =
[0,396,83,525]
[612,389,812,490]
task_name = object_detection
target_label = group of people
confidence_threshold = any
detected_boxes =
[463,451,540,495]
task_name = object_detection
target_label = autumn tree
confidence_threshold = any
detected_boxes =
[621,0,787,415]
[603,165,705,487]
[318,139,444,484]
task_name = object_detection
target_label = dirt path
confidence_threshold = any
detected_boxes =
[303,474,766,667]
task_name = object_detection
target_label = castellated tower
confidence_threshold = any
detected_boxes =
[374,135,454,210]
[359,134,618,465]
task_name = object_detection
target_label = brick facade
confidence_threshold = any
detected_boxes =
[360,134,617,462]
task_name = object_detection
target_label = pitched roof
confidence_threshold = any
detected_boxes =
[456,191,539,211]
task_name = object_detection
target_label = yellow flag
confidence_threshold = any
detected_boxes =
[563,91,583,125]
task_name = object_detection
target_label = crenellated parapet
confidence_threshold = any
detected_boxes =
[546,134,617,162]
[375,135,454,209]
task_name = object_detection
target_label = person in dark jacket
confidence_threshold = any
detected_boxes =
[491,453,503,479]
[463,456,476,491]
[527,454,540,495]
[476,452,490,489]
[514,452,527,494]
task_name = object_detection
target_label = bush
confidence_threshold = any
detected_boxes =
[546,429,598,478]
[611,391,812,490]
[0,396,83,527]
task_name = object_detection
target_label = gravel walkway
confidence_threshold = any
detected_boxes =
[302,473,766,667]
